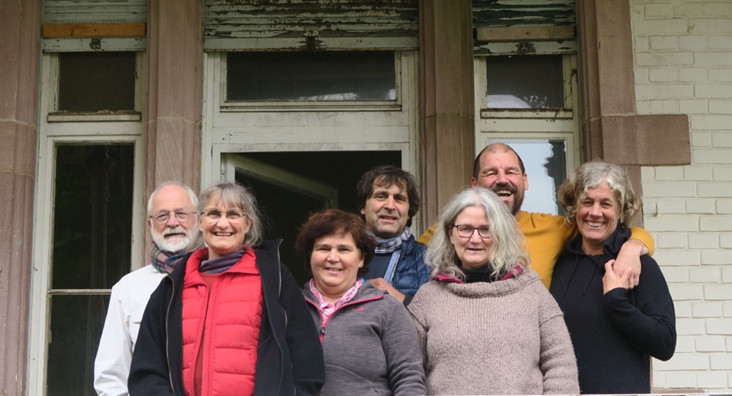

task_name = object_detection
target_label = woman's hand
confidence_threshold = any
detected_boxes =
[603,259,631,295]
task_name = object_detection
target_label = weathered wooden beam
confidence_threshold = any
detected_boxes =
[476,26,575,42]
[42,23,146,38]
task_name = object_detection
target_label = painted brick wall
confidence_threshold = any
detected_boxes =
[632,0,732,393]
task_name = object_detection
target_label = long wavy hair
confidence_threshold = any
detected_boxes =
[198,182,263,248]
[558,160,640,227]
[426,187,529,281]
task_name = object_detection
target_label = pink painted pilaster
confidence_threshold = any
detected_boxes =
[0,0,41,394]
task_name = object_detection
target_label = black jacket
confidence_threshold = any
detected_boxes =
[128,240,325,396]
[550,227,676,394]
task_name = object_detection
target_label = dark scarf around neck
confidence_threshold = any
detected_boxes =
[151,242,187,274]
[199,249,246,274]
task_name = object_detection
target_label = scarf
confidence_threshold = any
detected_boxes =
[199,249,247,274]
[372,227,412,254]
[309,277,363,324]
[151,242,187,274]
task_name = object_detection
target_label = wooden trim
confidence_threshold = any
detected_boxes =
[476,26,575,42]
[42,23,146,38]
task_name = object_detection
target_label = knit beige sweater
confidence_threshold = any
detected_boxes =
[408,268,579,395]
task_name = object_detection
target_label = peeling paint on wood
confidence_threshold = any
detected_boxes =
[473,0,576,56]
[473,0,575,28]
[204,0,418,50]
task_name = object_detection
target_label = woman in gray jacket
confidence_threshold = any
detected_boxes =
[296,209,426,396]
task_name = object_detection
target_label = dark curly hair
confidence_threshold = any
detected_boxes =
[295,209,376,278]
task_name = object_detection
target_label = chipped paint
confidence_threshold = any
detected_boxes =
[204,0,418,50]
[473,0,576,56]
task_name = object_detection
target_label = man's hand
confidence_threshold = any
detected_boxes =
[369,278,405,303]
[614,238,646,289]
[603,260,631,294]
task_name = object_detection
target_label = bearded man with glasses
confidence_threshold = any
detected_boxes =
[94,181,200,396]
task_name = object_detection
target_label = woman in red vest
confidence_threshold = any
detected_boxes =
[129,182,324,396]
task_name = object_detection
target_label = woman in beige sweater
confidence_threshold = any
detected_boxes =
[408,187,579,395]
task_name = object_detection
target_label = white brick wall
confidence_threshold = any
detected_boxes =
[633,1,732,393]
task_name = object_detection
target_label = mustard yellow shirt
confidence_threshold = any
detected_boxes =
[417,210,655,289]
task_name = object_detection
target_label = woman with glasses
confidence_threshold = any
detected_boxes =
[408,187,579,395]
[129,182,324,396]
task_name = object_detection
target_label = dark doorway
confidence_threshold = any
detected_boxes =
[229,151,401,285]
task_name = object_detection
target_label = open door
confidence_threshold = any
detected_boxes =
[223,151,400,284]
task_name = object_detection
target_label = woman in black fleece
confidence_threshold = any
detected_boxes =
[550,160,676,394]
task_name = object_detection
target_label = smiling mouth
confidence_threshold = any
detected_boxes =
[586,221,605,228]
[213,232,234,237]
[493,189,514,198]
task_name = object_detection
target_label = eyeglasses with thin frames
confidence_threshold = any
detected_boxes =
[202,209,248,222]
[150,210,197,224]
[452,224,492,239]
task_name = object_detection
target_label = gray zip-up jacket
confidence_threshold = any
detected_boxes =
[302,281,426,396]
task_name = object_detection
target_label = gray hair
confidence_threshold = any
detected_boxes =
[147,181,198,216]
[198,182,263,247]
[558,160,640,226]
[426,187,529,281]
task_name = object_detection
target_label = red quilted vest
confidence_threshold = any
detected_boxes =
[181,247,263,396]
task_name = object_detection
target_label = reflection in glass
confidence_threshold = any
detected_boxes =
[494,140,566,215]
[59,52,136,112]
[485,55,564,109]
[227,51,396,101]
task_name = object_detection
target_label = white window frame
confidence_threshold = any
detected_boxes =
[27,52,146,396]
[473,54,581,214]
[220,51,403,113]
[200,50,422,229]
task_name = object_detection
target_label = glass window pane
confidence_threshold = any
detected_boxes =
[59,52,136,112]
[226,51,396,101]
[485,55,564,109]
[495,140,566,215]
[51,144,134,289]
[46,295,109,396]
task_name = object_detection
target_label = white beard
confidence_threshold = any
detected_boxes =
[151,226,195,253]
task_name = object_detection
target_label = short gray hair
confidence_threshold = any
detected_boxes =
[558,160,640,226]
[198,182,263,247]
[147,181,198,216]
[426,187,529,281]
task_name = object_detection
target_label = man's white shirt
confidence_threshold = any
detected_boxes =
[94,264,167,396]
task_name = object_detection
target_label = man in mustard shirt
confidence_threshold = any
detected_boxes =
[419,143,654,289]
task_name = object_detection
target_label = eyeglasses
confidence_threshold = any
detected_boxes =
[452,224,492,239]
[202,209,247,222]
[150,210,197,224]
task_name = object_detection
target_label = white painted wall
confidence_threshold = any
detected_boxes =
[632,1,732,392]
